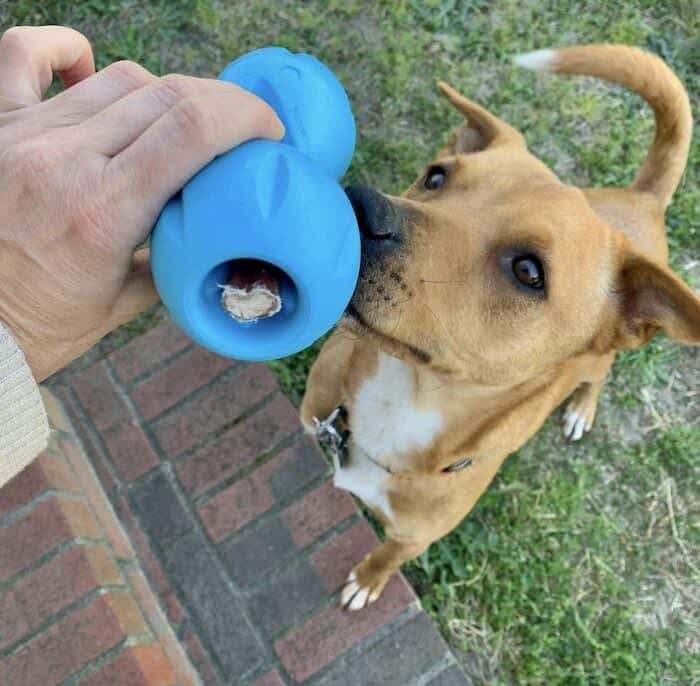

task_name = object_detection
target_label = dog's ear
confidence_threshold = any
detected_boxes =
[437,126,487,156]
[611,251,700,349]
[438,82,525,151]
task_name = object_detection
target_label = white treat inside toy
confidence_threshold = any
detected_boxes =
[220,260,282,322]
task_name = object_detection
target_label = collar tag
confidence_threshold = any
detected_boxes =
[313,406,350,466]
[443,457,473,473]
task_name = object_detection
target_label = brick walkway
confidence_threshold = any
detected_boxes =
[2,318,469,685]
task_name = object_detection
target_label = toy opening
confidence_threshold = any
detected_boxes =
[195,258,302,358]
[219,259,284,322]
[205,258,298,324]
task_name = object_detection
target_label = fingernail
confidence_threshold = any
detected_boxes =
[270,113,285,140]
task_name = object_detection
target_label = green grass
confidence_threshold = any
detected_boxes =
[3,1,698,683]
[407,423,700,685]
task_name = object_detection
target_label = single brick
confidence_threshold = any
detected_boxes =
[131,347,237,421]
[113,496,166,580]
[429,665,473,686]
[316,613,450,686]
[0,452,79,518]
[81,644,177,686]
[101,420,159,481]
[177,394,301,497]
[126,542,176,625]
[0,498,102,583]
[311,519,378,592]
[109,319,191,384]
[183,631,224,686]
[0,544,122,651]
[274,576,416,682]
[152,364,277,457]
[197,437,325,542]
[71,362,128,430]
[220,515,297,588]
[251,670,285,686]
[0,592,147,686]
[163,529,265,677]
[283,480,357,547]
[130,469,194,547]
[247,560,327,637]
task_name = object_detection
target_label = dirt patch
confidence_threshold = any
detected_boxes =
[598,344,699,445]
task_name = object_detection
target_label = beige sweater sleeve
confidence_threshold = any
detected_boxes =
[0,324,50,488]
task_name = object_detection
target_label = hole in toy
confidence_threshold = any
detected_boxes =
[218,259,296,324]
[197,258,302,357]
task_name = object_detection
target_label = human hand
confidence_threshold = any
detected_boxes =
[0,25,284,381]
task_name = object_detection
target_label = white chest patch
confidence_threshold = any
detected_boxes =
[351,353,444,463]
[330,353,445,523]
[333,449,394,520]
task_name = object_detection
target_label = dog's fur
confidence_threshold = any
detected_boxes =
[301,45,699,611]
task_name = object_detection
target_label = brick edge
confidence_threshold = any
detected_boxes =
[41,387,202,686]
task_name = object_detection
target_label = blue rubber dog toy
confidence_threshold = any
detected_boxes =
[151,48,360,361]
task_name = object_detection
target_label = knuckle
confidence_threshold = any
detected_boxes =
[104,59,153,89]
[171,97,210,144]
[157,73,193,103]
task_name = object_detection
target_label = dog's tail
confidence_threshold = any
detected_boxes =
[514,44,692,208]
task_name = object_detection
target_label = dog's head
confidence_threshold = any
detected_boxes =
[345,84,700,384]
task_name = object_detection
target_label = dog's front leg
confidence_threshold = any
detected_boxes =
[300,326,356,434]
[562,351,616,440]
[341,537,429,611]
[338,454,508,611]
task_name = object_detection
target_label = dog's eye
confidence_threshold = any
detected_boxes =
[512,256,544,289]
[423,166,446,190]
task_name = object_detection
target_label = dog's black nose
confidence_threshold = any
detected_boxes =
[345,185,397,240]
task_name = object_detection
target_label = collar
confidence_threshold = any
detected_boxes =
[314,406,473,475]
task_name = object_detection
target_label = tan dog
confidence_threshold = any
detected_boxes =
[300,45,699,611]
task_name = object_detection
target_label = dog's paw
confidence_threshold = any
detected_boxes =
[563,407,592,441]
[340,569,386,611]
[562,387,598,441]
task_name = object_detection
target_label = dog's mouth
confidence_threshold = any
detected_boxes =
[345,301,433,365]
[345,302,370,328]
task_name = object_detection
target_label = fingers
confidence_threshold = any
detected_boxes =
[107,249,160,329]
[104,80,284,246]
[0,26,94,107]
[42,59,154,125]
[81,74,232,156]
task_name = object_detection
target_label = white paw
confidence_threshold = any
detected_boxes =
[340,571,379,611]
[562,409,592,441]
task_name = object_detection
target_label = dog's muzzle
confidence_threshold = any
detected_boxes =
[345,185,400,242]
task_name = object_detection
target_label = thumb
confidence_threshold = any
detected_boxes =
[106,249,160,330]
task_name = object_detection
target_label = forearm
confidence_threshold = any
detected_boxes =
[0,322,49,487]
